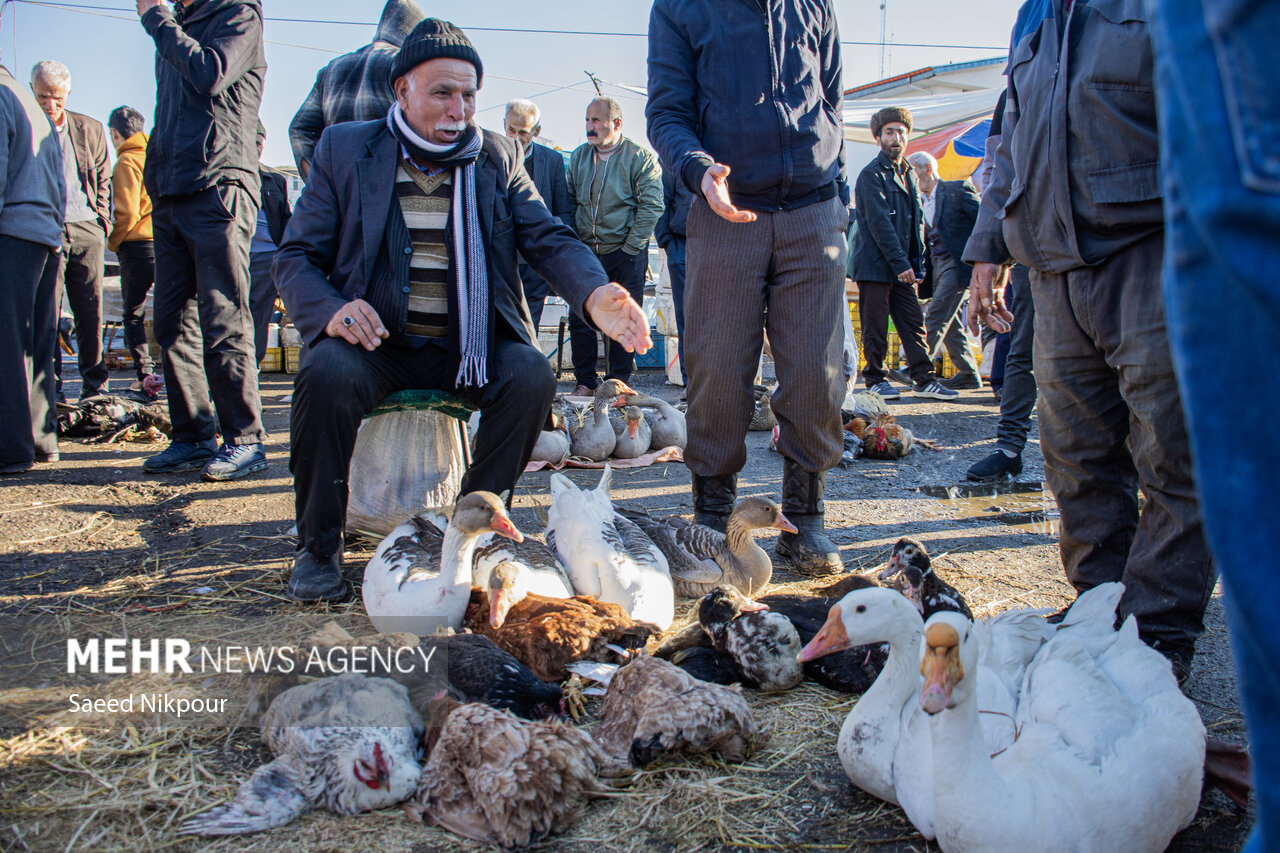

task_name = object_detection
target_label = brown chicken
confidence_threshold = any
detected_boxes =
[412,695,626,849]
[464,587,661,681]
[845,412,940,459]
[594,655,761,767]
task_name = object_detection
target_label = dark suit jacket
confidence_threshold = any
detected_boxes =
[274,121,607,368]
[258,165,292,246]
[525,141,571,230]
[921,178,982,296]
[65,110,111,235]
[852,151,924,284]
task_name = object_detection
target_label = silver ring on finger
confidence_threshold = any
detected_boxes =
[343,316,354,327]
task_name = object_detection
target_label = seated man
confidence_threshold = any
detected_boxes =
[274,19,649,602]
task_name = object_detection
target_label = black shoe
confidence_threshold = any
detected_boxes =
[143,439,218,473]
[692,472,737,534]
[0,461,34,476]
[286,550,349,603]
[1146,637,1196,692]
[966,450,1023,482]
[887,368,913,386]
[940,373,983,390]
[775,457,842,576]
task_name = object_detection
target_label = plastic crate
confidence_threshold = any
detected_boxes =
[634,332,666,370]
[284,346,302,374]
[260,347,283,373]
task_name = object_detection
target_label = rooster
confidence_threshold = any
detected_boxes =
[843,399,940,459]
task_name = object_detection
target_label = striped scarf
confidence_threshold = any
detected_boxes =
[387,103,490,388]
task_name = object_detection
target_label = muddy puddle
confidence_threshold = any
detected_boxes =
[916,481,1060,536]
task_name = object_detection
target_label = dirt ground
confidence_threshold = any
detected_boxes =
[0,361,1253,852]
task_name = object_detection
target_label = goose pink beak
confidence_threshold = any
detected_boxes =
[772,509,799,535]
[490,512,524,543]
[798,604,850,662]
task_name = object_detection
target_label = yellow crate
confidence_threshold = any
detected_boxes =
[847,298,979,375]
[284,346,302,374]
[259,347,282,373]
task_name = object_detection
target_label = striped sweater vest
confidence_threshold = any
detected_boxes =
[396,163,453,343]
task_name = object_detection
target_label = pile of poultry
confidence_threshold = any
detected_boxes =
[530,382,687,466]
[842,390,940,460]
[56,375,170,443]
[187,479,1245,852]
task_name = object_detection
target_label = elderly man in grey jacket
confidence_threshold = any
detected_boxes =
[1,58,65,474]
[964,0,1209,686]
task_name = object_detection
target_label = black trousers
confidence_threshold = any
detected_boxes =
[116,240,156,378]
[290,335,556,559]
[152,185,264,445]
[568,247,647,388]
[517,262,550,330]
[249,250,278,365]
[0,235,60,465]
[858,279,935,386]
[995,265,1037,454]
[55,220,109,395]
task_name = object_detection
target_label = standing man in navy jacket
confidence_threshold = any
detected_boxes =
[135,0,269,482]
[647,0,850,576]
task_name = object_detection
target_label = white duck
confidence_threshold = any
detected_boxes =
[471,534,573,627]
[545,465,674,629]
[798,584,1064,839]
[918,605,1204,853]
[627,393,686,451]
[362,492,523,636]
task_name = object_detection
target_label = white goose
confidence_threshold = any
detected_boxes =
[918,605,1205,852]
[544,465,674,629]
[471,534,573,627]
[362,492,523,636]
[798,584,1068,838]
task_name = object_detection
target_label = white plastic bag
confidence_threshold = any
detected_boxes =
[652,250,679,337]
[665,334,684,386]
[345,409,466,537]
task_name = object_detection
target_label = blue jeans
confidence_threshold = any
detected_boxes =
[665,236,689,385]
[1148,2,1280,848]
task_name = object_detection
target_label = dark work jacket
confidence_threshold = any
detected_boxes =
[64,111,111,235]
[646,0,848,212]
[963,0,1161,272]
[274,121,606,370]
[852,151,924,284]
[922,179,981,282]
[141,0,265,205]
[258,166,291,246]
[653,166,691,248]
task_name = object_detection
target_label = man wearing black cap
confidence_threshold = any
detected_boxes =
[274,19,650,602]
[852,107,957,402]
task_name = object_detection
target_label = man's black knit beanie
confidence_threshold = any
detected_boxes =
[390,18,483,84]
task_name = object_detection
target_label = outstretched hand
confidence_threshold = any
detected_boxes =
[585,283,652,355]
[700,163,757,224]
[967,262,1013,336]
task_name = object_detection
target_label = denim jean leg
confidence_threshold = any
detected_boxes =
[1149,1,1280,848]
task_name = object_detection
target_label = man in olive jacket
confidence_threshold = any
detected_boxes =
[136,0,268,482]
[565,97,662,393]
[273,20,649,602]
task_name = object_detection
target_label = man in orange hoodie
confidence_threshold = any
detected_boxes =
[107,105,156,383]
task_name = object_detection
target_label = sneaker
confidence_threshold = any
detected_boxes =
[143,439,218,473]
[571,384,594,398]
[940,373,983,390]
[866,380,901,400]
[966,450,1023,482]
[913,379,960,400]
[201,443,268,481]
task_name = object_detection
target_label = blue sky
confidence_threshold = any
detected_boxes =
[1,0,1022,168]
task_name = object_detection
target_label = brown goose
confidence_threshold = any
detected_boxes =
[566,379,636,461]
[617,497,797,598]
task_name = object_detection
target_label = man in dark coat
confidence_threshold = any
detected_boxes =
[502,98,571,329]
[30,60,110,400]
[908,151,983,388]
[135,0,268,482]
[852,106,957,402]
[249,122,292,364]
[273,19,649,602]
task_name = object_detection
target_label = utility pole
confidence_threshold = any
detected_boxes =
[585,71,604,97]
[879,0,889,79]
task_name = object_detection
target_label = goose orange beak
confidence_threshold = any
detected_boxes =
[627,419,639,439]
[488,586,514,628]
[772,510,799,535]
[920,622,962,715]
[489,512,524,543]
[797,604,850,662]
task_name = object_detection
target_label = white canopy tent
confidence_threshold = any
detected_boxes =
[842,88,1004,144]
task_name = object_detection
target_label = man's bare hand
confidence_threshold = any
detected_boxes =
[967,262,1013,335]
[136,0,163,16]
[585,283,652,354]
[896,268,918,285]
[700,163,757,224]
[326,299,389,351]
